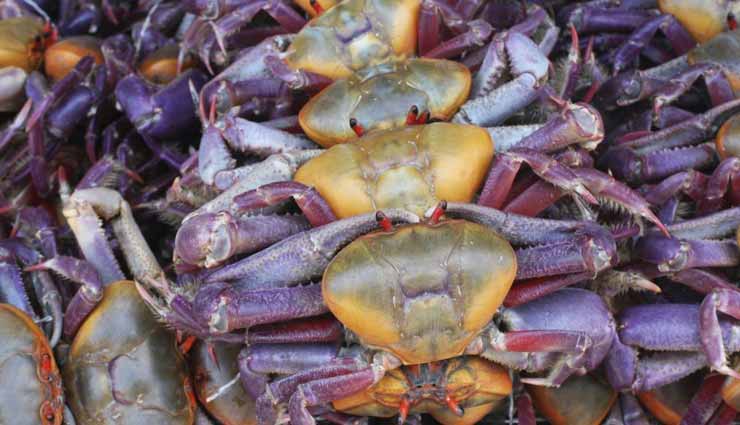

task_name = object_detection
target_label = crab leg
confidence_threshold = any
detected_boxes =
[650,63,735,115]
[669,269,738,295]
[26,256,103,338]
[239,343,340,400]
[455,31,549,125]
[478,149,598,209]
[255,360,367,423]
[700,289,740,378]
[611,14,695,74]
[681,375,727,425]
[247,316,343,344]
[422,19,492,59]
[662,206,740,240]
[233,181,337,227]
[193,282,328,333]
[204,209,419,289]
[199,114,318,186]
[288,369,379,425]
[706,158,740,205]
[634,235,739,272]
[644,170,708,206]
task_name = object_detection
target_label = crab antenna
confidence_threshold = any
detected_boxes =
[349,118,364,137]
[445,394,464,417]
[430,201,447,224]
[309,0,325,15]
[376,211,393,231]
[397,398,410,425]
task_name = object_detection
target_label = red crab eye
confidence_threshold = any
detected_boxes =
[729,13,738,30]
[349,118,364,137]
[309,0,324,15]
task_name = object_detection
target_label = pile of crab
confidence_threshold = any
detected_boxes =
[1,0,740,424]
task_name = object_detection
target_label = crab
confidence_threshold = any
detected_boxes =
[525,373,616,425]
[0,303,64,425]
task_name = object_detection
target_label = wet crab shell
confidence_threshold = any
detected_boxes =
[0,17,47,72]
[0,303,64,425]
[322,220,517,365]
[284,0,420,80]
[527,374,616,425]
[294,123,493,218]
[43,36,103,82]
[688,29,740,94]
[659,0,740,43]
[332,357,512,425]
[299,58,471,146]
[64,281,195,425]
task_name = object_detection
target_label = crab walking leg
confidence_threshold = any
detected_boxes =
[233,181,337,227]
[478,149,598,210]
[204,209,420,288]
[611,14,695,75]
[256,359,373,425]
[194,282,328,333]
[26,256,103,339]
[247,316,343,344]
[669,269,739,295]
[634,235,740,272]
[682,375,727,425]
[288,369,380,425]
[422,19,493,59]
[238,343,340,399]
[661,207,740,240]
[198,114,319,186]
[198,149,324,209]
[706,158,740,206]
[453,31,549,126]
[701,289,740,378]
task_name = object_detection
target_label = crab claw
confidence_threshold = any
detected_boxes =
[571,168,669,236]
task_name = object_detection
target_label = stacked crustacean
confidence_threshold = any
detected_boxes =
[0,0,740,424]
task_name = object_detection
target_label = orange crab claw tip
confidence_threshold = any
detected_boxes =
[634,276,662,293]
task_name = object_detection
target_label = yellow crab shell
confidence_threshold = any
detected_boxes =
[294,122,493,218]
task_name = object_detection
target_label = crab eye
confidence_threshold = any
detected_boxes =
[728,12,738,30]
